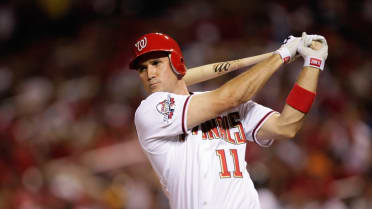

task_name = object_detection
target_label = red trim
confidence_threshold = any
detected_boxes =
[182,96,191,134]
[251,111,274,144]
[283,56,290,63]
[310,58,321,67]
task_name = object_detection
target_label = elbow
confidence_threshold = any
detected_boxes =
[230,95,245,108]
[275,131,296,141]
[215,88,244,110]
[274,115,304,140]
[283,130,297,139]
[276,126,300,140]
[227,90,251,108]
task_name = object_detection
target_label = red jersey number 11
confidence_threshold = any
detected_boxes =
[216,149,243,178]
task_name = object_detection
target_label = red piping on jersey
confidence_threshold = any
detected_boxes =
[182,96,192,134]
[252,110,274,145]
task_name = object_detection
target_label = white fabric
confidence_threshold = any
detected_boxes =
[303,56,325,71]
[274,47,291,63]
[275,35,301,63]
[134,91,275,209]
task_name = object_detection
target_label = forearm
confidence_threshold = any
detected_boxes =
[257,32,327,140]
[187,54,282,129]
[278,66,320,137]
[215,54,283,108]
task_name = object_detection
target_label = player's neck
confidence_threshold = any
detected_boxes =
[170,81,189,95]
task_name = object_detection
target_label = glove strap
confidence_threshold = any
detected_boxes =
[304,56,325,70]
[274,47,291,64]
[286,84,316,113]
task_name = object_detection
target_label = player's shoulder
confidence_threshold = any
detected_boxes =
[140,92,169,105]
[136,91,201,111]
[135,92,167,115]
[135,92,183,119]
[135,91,189,128]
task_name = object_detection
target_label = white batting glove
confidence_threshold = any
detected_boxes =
[274,35,301,64]
[298,32,328,70]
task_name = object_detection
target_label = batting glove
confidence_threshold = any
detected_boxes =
[298,32,328,71]
[274,35,301,64]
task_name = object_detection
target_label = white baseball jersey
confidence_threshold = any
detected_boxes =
[134,92,276,209]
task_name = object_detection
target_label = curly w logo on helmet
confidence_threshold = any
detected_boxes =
[135,37,147,51]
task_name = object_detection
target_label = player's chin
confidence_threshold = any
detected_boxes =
[150,89,162,93]
[144,86,154,94]
[149,85,161,93]
[147,88,156,93]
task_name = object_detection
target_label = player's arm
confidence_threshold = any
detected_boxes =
[186,36,300,129]
[257,33,328,140]
[187,54,282,129]
[184,40,319,87]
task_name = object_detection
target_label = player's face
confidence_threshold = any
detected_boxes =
[137,52,180,93]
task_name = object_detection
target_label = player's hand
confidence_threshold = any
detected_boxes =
[298,32,328,71]
[275,35,301,64]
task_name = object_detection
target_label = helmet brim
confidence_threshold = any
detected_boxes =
[129,49,172,70]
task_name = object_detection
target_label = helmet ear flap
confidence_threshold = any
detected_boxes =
[169,51,186,77]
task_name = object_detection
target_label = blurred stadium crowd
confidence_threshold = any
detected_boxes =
[0,0,371,209]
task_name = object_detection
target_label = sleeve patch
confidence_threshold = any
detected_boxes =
[156,94,176,125]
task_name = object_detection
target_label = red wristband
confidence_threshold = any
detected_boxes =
[286,84,316,113]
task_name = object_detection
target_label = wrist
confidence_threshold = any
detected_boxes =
[271,54,286,66]
[303,56,325,70]
[286,83,316,113]
[274,47,291,64]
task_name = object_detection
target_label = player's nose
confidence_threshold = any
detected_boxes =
[146,65,157,80]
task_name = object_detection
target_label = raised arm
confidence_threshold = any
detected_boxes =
[257,33,328,140]
[186,36,301,129]
[184,40,321,86]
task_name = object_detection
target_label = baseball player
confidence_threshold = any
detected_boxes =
[130,32,328,209]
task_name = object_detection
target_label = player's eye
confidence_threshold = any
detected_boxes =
[138,66,147,73]
[151,60,160,66]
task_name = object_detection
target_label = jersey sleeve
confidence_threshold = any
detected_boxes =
[238,101,277,147]
[134,92,192,153]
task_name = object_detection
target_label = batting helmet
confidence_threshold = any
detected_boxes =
[129,33,186,77]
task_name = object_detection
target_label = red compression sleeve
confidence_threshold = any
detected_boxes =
[286,84,316,113]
